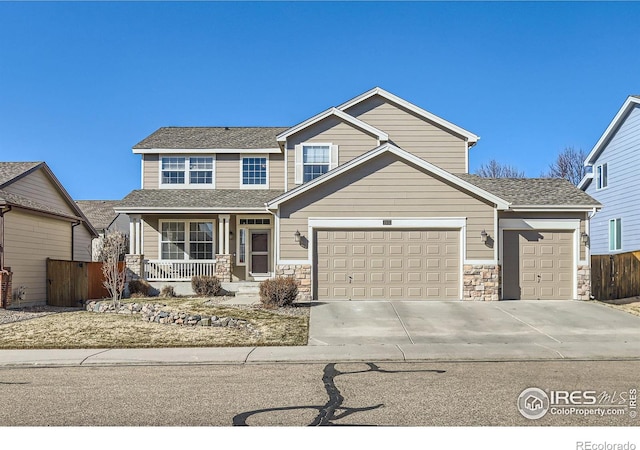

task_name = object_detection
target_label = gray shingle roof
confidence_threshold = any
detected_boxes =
[133,127,288,150]
[458,174,601,206]
[75,200,121,231]
[119,189,284,210]
[0,162,42,186]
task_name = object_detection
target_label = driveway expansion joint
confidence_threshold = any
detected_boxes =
[389,302,414,344]
[495,305,562,343]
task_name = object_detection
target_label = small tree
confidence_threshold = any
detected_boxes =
[100,231,128,306]
[475,159,525,178]
[543,146,587,186]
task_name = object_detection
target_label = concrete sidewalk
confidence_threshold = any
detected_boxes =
[1,340,640,367]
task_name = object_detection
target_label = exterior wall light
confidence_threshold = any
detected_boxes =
[294,230,301,243]
[581,232,589,246]
[480,230,488,243]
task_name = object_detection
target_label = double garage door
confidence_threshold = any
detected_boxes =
[316,229,460,300]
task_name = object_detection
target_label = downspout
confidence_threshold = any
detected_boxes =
[71,220,82,261]
[0,206,12,270]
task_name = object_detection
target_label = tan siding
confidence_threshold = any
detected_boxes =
[216,154,240,189]
[286,116,379,189]
[73,225,93,262]
[4,168,76,216]
[142,154,159,189]
[269,153,285,190]
[4,210,72,306]
[345,95,468,173]
[279,152,494,260]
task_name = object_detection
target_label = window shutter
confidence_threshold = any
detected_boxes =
[330,145,339,170]
[294,144,303,184]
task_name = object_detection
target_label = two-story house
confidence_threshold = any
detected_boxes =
[580,96,640,256]
[117,87,600,301]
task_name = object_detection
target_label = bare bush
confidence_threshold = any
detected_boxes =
[259,277,299,308]
[100,231,128,306]
[191,276,221,297]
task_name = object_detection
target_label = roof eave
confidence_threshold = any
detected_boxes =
[585,96,640,165]
[132,148,282,154]
[114,207,270,215]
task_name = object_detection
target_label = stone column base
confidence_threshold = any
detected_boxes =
[275,264,312,301]
[125,254,144,283]
[463,264,501,301]
[0,269,12,309]
[577,264,591,300]
[215,254,232,282]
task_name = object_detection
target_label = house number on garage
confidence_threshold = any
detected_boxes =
[383,219,392,225]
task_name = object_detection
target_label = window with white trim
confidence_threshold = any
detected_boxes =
[596,163,608,190]
[609,218,622,251]
[161,156,214,187]
[242,157,267,186]
[161,221,214,260]
[303,145,330,182]
[237,228,247,265]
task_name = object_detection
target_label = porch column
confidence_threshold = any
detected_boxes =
[129,214,142,255]
[218,218,224,255]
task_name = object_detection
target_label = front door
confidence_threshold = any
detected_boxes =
[250,231,270,274]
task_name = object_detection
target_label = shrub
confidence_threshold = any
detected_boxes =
[191,275,221,297]
[160,285,176,298]
[128,279,153,297]
[259,277,298,308]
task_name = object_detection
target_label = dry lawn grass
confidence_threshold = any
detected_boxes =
[0,298,308,349]
[601,299,640,318]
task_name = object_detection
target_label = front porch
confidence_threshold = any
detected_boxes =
[125,213,274,286]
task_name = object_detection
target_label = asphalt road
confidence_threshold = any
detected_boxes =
[1,361,639,427]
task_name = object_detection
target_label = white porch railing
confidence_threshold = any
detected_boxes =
[144,259,217,281]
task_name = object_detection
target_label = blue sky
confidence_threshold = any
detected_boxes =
[1,1,639,200]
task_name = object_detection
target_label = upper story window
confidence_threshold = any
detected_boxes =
[596,163,608,190]
[303,145,330,182]
[161,156,214,187]
[242,157,268,187]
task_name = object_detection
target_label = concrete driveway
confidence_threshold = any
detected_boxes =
[308,300,640,348]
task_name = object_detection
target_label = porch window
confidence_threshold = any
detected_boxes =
[609,218,622,251]
[161,222,186,259]
[303,145,330,182]
[161,221,214,260]
[242,157,267,186]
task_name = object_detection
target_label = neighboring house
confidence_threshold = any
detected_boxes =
[0,162,97,308]
[117,87,599,301]
[75,200,129,261]
[580,96,640,256]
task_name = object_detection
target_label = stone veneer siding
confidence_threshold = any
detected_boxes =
[276,264,312,301]
[577,264,591,300]
[463,264,501,301]
[125,254,144,282]
[215,254,232,282]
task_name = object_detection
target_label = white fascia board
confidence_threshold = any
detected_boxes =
[585,96,640,165]
[308,217,467,229]
[577,172,593,190]
[276,107,388,143]
[336,87,480,144]
[267,143,510,210]
[132,148,282,155]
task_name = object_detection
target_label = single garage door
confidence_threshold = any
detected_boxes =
[315,229,460,300]
[503,230,574,300]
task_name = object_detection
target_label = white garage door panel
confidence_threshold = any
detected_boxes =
[316,229,460,300]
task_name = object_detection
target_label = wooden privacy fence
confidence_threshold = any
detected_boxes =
[47,259,125,307]
[591,252,640,301]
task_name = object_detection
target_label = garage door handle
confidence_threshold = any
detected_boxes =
[348,276,353,284]
[537,274,541,283]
